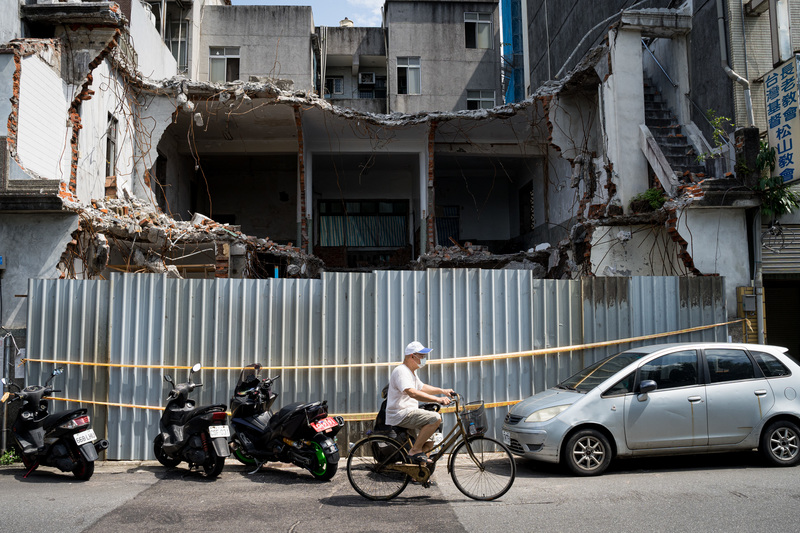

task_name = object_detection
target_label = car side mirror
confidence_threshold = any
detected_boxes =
[638,379,657,400]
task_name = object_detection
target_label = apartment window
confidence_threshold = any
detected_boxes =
[166,21,188,73]
[467,90,495,110]
[105,113,118,177]
[397,57,420,95]
[770,0,793,63]
[209,47,240,83]
[325,77,343,96]
[465,12,492,49]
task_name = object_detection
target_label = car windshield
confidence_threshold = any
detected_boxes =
[557,351,649,393]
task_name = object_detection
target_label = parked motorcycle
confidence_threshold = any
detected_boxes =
[228,363,343,480]
[153,363,230,478]
[1,368,108,480]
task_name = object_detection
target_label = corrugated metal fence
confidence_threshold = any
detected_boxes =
[26,272,727,460]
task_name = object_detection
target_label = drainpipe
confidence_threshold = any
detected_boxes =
[717,0,755,126]
[1,335,7,452]
[753,214,766,343]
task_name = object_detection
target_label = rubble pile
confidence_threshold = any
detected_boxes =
[415,241,573,279]
[60,190,321,278]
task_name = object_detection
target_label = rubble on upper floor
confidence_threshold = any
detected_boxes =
[56,183,322,279]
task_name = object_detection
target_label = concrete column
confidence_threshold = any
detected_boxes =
[426,122,436,253]
[672,34,691,125]
[603,27,648,213]
[294,106,308,252]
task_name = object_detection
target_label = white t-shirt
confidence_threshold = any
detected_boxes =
[385,363,423,426]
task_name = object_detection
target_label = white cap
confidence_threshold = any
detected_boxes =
[404,341,433,356]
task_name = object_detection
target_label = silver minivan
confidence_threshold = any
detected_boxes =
[502,343,800,475]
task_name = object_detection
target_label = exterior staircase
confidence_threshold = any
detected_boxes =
[643,78,707,183]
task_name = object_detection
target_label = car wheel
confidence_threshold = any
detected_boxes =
[564,429,612,476]
[760,420,800,467]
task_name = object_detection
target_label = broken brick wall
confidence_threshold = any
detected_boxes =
[6,41,71,181]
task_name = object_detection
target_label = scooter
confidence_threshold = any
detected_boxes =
[1,368,108,480]
[228,363,343,480]
[153,363,230,478]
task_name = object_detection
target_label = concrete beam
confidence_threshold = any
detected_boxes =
[639,124,679,196]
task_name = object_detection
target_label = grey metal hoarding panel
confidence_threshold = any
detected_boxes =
[26,273,728,460]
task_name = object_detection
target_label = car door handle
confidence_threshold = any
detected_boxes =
[754,390,768,397]
[687,396,703,403]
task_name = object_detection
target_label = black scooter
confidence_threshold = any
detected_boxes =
[1,368,108,480]
[228,363,343,480]
[153,363,230,478]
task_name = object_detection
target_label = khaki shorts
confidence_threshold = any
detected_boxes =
[398,408,441,430]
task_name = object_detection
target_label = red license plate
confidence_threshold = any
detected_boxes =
[310,416,339,432]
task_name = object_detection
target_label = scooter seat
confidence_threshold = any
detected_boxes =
[169,404,226,426]
[41,408,88,431]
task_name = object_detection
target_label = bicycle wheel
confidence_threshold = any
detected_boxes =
[347,436,410,501]
[449,436,515,501]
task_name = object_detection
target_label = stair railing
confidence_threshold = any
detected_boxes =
[642,39,677,89]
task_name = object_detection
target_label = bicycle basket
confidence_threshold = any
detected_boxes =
[460,401,488,436]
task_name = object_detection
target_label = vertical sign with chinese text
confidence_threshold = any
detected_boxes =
[765,57,800,184]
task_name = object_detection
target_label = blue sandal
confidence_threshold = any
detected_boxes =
[410,453,433,465]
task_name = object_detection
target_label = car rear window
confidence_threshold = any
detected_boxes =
[750,350,791,377]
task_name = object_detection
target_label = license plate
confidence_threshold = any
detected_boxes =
[209,425,230,438]
[310,416,339,432]
[74,429,96,446]
[502,430,511,446]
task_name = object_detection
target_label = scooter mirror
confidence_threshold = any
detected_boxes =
[164,375,173,384]
[191,363,202,373]
[0,377,7,385]
[53,367,64,376]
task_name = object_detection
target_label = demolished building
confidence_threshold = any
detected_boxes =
[0,0,781,353]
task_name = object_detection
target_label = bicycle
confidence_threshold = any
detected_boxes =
[346,393,516,501]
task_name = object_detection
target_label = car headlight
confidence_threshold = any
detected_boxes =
[525,404,570,423]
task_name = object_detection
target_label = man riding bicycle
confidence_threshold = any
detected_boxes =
[385,341,454,465]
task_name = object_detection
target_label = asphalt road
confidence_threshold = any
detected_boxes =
[2,452,799,533]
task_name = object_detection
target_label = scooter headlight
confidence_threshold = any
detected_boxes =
[525,404,570,423]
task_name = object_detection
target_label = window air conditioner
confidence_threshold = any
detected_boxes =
[359,72,376,84]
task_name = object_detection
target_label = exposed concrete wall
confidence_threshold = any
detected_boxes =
[524,0,672,90]
[16,51,71,181]
[134,94,179,206]
[128,0,177,81]
[644,33,690,125]
[324,26,385,56]
[435,164,515,241]
[0,0,21,44]
[151,129,196,220]
[386,0,501,113]
[198,5,315,90]
[679,206,749,313]
[0,213,78,329]
[688,0,736,141]
[201,155,297,241]
[590,224,682,277]
[75,64,136,203]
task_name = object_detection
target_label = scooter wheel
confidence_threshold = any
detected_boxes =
[309,440,338,481]
[233,447,257,466]
[203,453,225,478]
[72,455,94,481]
[153,434,180,468]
